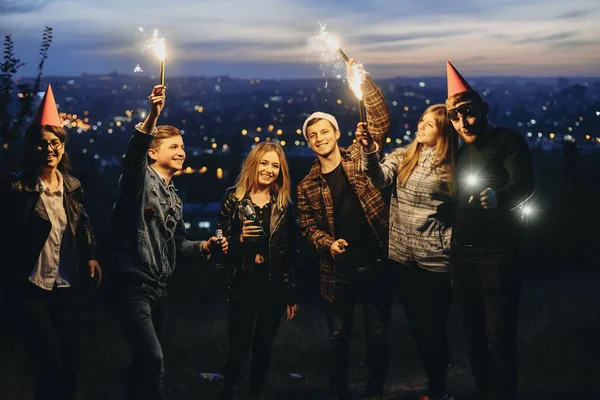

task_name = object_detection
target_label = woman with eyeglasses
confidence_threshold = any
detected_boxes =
[0,85,102,400]
[357,104,458,400]
[218,142,299,400]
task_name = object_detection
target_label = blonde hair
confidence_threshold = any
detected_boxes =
[233,142,291,209]
[396,104,458,193]
[148,125,182,164]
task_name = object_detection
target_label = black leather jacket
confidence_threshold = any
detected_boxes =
[0,170,97,286]
[219,187,299,305]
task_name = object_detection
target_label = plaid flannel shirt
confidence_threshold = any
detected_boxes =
[296,77,390,302]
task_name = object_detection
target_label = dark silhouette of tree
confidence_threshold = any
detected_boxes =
[0,27,53,170]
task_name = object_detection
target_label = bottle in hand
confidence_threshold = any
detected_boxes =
[238,199,266,243]
[212,223,225,270]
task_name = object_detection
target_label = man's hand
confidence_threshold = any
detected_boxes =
[346,58,367,84]
[201,236,229,254]
[240,220,262,243]
[140,85,166,134]
[88,260,102,287]
[480,188,497,209]
[149,85,166,117]
[330,238,348,260]
[287,304,298,321]
[469,188,497,209]
[355,122,375,153]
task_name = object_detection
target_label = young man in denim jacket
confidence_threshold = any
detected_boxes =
[110,85,228,400]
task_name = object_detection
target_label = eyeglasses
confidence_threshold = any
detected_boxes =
[35,139,64,151]
[446,102,482,122]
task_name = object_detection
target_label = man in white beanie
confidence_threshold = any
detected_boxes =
[296,60,392,400]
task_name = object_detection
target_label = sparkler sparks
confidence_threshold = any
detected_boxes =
[308,22,346,82]
[466,174,479,186]
[317,22,349,62]
[138,27,167,85]
[349,63,367,122]
[133,64,144,73]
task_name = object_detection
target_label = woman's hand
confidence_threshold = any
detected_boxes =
[88,260,102,287]
[240,220,262,243]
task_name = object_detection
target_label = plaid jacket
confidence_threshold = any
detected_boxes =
[296,77,390,302]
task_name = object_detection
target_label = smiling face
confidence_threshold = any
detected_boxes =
[35,129,65,171]
[416,112,441,147]
[306,118,340,158]
[256,150,281,189]
[149,135,186,173]
[447,101,487,145]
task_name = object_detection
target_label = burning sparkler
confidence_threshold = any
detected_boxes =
[317,22,367,122]
[138,27,167,86]
[349,63,366,123]
[466,174,478,203]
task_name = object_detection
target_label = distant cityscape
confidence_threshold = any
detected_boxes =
[4,73,599,237]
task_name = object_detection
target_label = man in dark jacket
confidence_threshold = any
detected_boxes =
[446,61,534,400]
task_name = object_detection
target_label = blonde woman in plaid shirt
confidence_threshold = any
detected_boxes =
[357,104,458,400]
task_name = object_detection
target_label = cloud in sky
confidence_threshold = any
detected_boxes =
[1,0,599,78]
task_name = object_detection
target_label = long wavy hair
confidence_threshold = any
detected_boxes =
[233,142,291,209]
[396,104,458,193]
[23,123,71,175]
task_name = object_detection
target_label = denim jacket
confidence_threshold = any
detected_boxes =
[111,125,206,286]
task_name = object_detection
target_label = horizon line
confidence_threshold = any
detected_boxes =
[17,73,600,81]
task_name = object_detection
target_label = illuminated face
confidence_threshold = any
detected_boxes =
[35,129,64,170]
[256,150,280,188]
[416,112,440,147]
[306,119,340,158]
[149,136,186,172]
[447,101,486,145]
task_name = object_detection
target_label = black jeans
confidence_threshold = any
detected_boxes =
[391,261,453,397]
[222,273,287,397]
[324,262,393,399]
[111,277,169,400]
[451,242,523,400]
[2,282,79,400]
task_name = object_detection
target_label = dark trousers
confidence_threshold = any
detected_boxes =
[324,262,393,398]
[2,282,79,400]
[222,273,286,397]
[451,243,523,400]
[391,261,453,397]
[111,279,169,400]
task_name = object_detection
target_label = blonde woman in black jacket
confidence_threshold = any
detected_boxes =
[218,142,299,400]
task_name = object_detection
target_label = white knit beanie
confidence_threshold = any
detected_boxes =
[302,112,340,141]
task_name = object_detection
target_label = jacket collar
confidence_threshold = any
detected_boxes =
[17,169,80,194]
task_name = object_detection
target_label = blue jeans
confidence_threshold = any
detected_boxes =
[324,261,393,398]
[111,276,169,400]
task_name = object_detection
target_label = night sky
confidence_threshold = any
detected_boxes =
[1,0,600,78]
